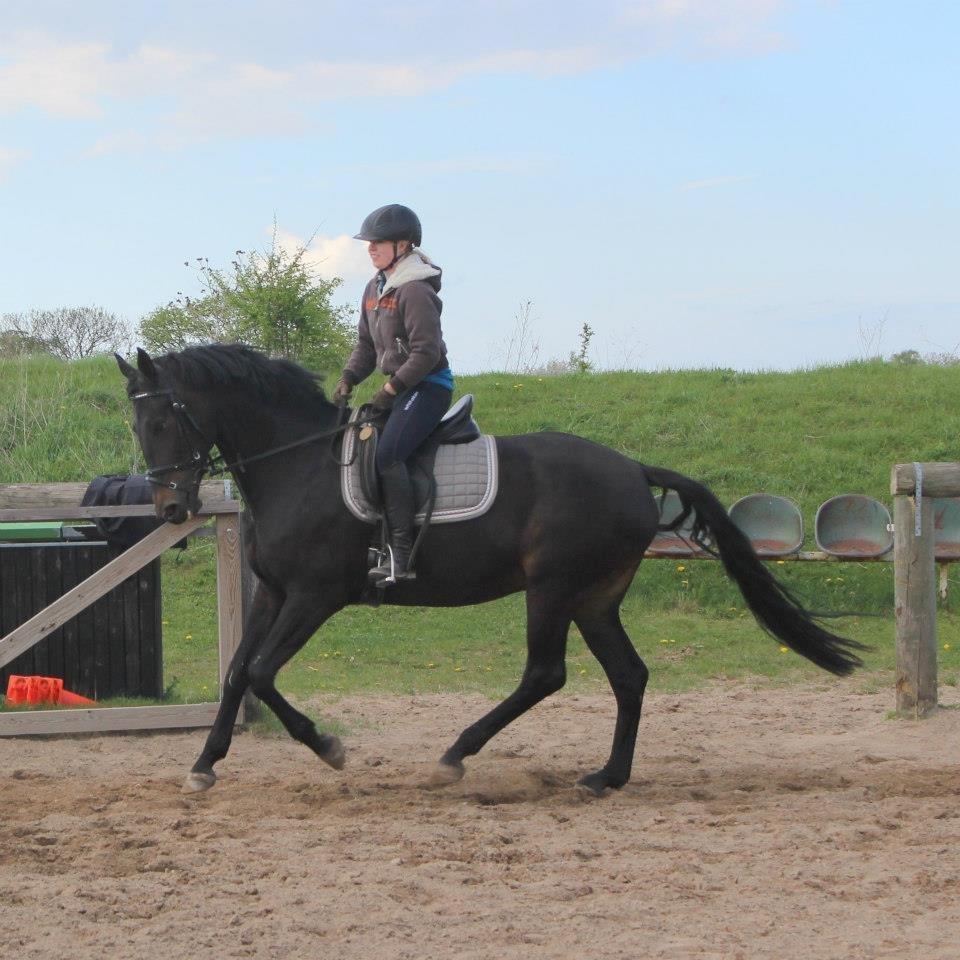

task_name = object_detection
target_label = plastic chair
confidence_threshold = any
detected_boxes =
[729,494,804,556]
[933,497,960,561]
[647,490,710,556]
[814,494,893,558]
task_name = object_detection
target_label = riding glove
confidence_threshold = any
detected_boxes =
[333,378,353,402]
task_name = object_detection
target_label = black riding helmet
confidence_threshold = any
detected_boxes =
[354,204,422,246]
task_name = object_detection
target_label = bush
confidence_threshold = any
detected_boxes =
[139,230,356,371]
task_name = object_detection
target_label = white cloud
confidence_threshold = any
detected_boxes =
[0,31,616,132]
[0,32,215,119]
[620,0,787,55]
[0,146,29,181]
[272,227,373,285]
[0,11,790,153]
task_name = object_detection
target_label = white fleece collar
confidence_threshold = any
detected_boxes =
[379,249,441,297]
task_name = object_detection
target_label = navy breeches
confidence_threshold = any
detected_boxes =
[376,382,453,471]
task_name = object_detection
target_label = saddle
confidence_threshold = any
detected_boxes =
[340,394,499,526]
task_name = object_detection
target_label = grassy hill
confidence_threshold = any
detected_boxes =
[2,353,958,701]
[4,353,958,506]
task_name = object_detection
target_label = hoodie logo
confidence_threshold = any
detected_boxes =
[367,295,398,311]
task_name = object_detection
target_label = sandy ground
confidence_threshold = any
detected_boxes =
[1,681,958,960]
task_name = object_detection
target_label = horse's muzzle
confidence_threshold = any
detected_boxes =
[160,500,190,524]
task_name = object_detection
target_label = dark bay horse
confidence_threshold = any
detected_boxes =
[116,344,864,796]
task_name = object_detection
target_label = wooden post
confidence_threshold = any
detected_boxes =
[237,516,262,721]
[890,463,960,719]
[893,495,938,717]
[215,514,243,695]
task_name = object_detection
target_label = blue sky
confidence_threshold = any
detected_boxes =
[1,1,957,372]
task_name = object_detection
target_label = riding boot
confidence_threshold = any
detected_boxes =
[369,461,417,584]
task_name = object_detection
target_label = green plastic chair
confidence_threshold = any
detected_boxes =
[814,494,893,558]
[728,494,804,556]
[647,490,711,556]
[933,497,960,560]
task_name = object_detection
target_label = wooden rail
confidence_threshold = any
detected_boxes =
[0,482,244,737]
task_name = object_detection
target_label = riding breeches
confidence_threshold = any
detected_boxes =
[375,382,453,471]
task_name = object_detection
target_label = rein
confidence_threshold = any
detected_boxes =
[131,388,359,493]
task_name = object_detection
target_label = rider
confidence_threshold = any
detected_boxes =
[333,204,453,584]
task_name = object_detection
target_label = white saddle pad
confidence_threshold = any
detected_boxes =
[340,423,499,526]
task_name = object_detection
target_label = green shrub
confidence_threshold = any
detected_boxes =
[139,229,355,371]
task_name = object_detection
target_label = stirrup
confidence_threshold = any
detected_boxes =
[368,545,416,586]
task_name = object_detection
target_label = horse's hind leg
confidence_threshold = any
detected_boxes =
[573,597,649,795]
[433,586,570,785]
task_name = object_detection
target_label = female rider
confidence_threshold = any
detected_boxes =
[333,204,453,584]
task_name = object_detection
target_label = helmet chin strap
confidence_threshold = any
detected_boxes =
[378,242,413,290]
[386,241,400,270]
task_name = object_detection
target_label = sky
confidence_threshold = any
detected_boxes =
[1,0,957,372]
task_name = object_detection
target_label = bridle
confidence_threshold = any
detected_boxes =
[130,387,358,500]
[131,389,214,498]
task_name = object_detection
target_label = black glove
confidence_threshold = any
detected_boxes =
[370,386,395,410]
[333,378,353,402]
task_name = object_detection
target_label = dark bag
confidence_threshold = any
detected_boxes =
[81,474,186,550]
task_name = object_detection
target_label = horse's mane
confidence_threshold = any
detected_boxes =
[156,343,329,407]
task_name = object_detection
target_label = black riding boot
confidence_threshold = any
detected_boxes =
[369,462,417,584]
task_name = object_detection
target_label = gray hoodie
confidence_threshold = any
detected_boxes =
[342,250,449,393]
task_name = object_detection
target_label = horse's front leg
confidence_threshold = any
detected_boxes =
[182,580,281,794]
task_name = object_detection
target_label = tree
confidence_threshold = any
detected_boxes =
[139,232,356,372]
[1,307,132,360]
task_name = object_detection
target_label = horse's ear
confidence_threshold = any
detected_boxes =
[136,347,158,382]
[115,352,137,380]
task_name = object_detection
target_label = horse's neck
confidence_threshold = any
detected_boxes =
[213,395,338,513]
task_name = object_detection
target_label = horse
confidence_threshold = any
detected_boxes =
[116,344,864,796]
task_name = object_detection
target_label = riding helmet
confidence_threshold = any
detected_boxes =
[354,204,422,246]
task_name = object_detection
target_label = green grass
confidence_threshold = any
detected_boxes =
[3,353,960,704]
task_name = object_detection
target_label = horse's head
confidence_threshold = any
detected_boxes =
[116,347,216,524]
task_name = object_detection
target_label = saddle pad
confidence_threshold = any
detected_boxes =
[341,425,499,526]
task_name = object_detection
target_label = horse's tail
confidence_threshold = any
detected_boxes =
[642,465,866,676]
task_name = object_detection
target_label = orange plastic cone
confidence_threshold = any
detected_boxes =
[58,687,96,707]
[5,675,30,706]
[4,675,95,708]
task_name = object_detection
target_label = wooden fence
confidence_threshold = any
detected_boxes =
[0,482,243,737]
[2,464,955,733]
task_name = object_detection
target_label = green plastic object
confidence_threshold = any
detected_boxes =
[933,497,960,560]
[0,521,64,542]
[729,494,804,556]
[815,495,893,558]
[647,490,711,556]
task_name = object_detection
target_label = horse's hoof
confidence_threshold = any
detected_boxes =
[319,735,346,770]
[575,773,612,799]
[425,760,465,788]
[182,771,217,794]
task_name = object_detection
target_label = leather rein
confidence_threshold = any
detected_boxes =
[130,388,357,498]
